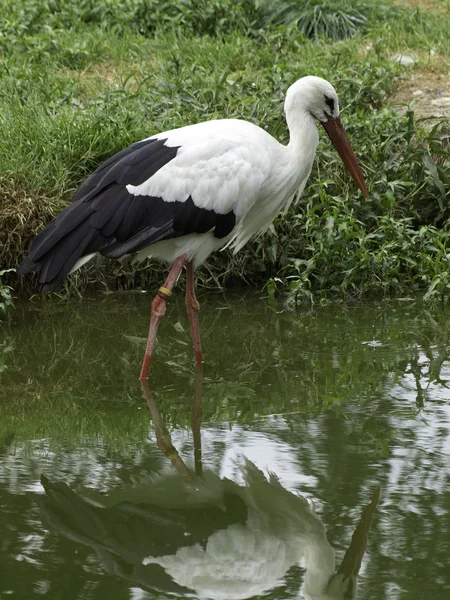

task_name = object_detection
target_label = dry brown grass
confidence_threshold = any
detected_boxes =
[0,185,62,270]
[56,59,160,97]
[395,0,450,13]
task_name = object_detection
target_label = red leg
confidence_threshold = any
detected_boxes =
[139,254,188,380]
[185,261,203,364]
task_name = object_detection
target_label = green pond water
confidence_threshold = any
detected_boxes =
[1,293,450,599]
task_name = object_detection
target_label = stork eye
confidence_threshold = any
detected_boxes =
[324,95,335,113]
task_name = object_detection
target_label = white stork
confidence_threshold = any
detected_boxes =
[17,76,369,379]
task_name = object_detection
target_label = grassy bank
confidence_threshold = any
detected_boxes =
[1,0,450,303]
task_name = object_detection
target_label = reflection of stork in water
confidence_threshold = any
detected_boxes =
[40,368,379,600]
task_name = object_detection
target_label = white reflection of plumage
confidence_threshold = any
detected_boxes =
[140,462,378,600]
[41,463,378,600]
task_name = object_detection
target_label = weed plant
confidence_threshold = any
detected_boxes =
[0,0,449,301]
[261,0,400,40]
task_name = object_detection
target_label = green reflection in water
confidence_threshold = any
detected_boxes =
[1,294,450,599]
[2,294,449,444]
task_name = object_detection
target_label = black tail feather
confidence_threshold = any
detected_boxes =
[16,192,177,291]
[29,202,94,262]
[37,224,99,291]
[17,218,102,292]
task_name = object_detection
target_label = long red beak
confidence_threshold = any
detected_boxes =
[322,116,369,199]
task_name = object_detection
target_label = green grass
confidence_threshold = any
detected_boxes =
[262,0,401,40]
[0,0,262,37]
[0,0,450,301]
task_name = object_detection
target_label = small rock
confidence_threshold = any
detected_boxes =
[391,53,416,66]
[431,97,450,106]
[412,90,424,96]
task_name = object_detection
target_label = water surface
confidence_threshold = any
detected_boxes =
[1,293,450,599]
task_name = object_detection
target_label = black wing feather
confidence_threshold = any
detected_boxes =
[102,220,178,259]
[17,136,236,292]
[71,139,161,203]
[100,197,134,238]
[115,197,145,241]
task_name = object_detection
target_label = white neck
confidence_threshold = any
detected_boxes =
[286,107,319,154]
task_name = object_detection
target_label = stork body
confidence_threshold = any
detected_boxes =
[17,76,368,378]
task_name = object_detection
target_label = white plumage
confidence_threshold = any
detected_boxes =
[142,464,336,600]
[124,84,322,265]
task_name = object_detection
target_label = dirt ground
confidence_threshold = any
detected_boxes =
[391,68,450,121]
[389,0,450,121]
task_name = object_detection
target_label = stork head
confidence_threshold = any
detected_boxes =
[285,76,339,123]
[285,76,369,199]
